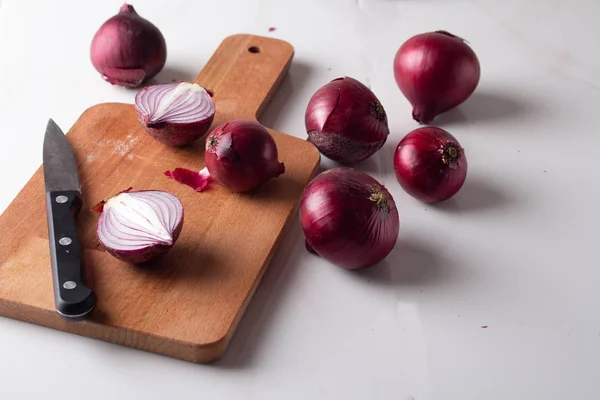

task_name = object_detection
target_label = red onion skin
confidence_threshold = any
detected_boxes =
[300,168,399,270]
[90,4,167,88]
[164,168,211,192]
[393,31,480,124]
[205,120,285,193]
[136,110,214,146]
[393,127,467,203]
[95,190,184,264]
[305,77,390,164]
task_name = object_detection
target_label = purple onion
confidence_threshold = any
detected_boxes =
[393,31,480,124]
[90,4,167,88]
[305,77,390,164]
[393,126,467,203]
[299,168,399,270]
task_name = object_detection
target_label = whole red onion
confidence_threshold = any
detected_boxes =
[90,4,167,88]
[393,127,467,203]
[299,168,399,270]
[393,31,480,124]
[305,77,390,164]
[204,119,285,193]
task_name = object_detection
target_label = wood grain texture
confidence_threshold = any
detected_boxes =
[0,34,320,363]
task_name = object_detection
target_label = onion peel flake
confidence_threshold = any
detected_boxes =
[164,167,211,192]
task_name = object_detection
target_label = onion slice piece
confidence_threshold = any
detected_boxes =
[135,82,216,146]
[95,189,184,264]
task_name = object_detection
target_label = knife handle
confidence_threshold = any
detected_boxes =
[46,190,97,321]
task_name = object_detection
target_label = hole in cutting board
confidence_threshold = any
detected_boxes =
[248,46,260,54]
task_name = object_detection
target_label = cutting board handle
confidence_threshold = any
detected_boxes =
[194,34,295,121]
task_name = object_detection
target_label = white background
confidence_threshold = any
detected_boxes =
[1,0,599,399]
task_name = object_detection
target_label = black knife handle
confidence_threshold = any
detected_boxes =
[45,190,97,321]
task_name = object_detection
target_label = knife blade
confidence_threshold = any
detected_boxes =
[43,119,96,321]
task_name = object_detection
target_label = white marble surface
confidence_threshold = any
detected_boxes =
[1,0,599,399]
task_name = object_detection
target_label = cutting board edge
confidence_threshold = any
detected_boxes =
[0,297,228,363]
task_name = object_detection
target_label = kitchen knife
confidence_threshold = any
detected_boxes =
[43,119,97,321]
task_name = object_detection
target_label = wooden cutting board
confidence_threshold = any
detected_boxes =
[0,34,320,363]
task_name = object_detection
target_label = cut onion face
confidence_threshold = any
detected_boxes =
[135,82,216,146]
[95,190,184,264]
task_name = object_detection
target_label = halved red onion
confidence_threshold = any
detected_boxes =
[95,189,184,264]
[135,82,215,146]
